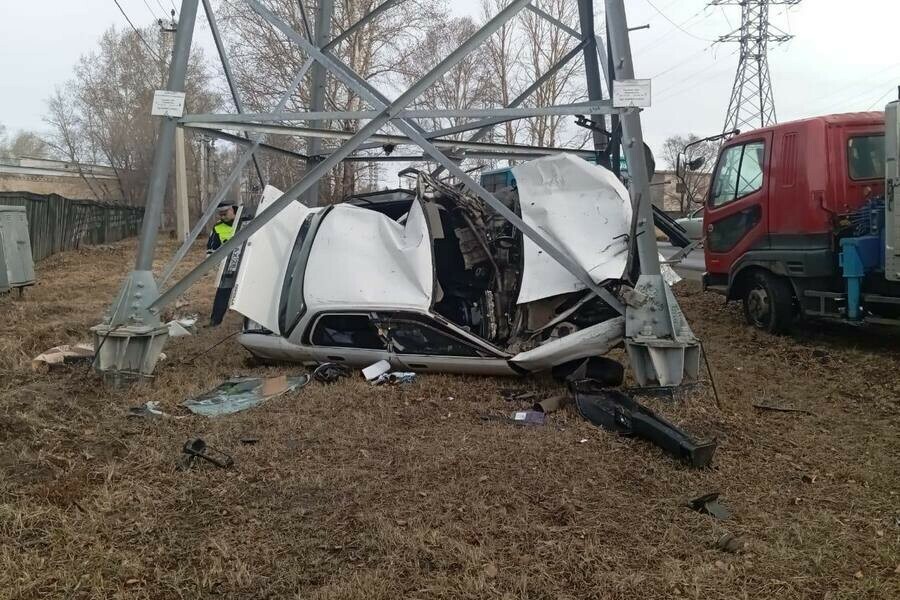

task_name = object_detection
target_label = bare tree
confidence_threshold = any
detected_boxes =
[0,126,51,159]
[660,134,718,212]
[518,0,584,148]
[218,0,441,201]
[480,0,525,147]
[398,16,494,138]
[44,23,219,214]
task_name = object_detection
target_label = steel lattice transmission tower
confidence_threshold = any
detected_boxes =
[711,1,800,133]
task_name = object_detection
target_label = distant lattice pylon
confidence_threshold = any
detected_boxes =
[711,1,800,133]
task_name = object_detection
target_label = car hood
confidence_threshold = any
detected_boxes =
[512,154,632,303]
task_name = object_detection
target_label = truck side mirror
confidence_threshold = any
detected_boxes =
[676,153,686,179]
[688,156,705,171]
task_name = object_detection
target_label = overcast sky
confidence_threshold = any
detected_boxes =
[2,0,899,160]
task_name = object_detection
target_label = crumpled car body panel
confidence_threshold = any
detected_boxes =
[231,155,634,374]
[513,154,633,303]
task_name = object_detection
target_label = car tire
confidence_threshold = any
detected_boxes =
[742,270,794,333]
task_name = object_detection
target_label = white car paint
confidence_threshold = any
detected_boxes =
[231,185,314,334]
[512,154,632,303]
[303,201,433,312]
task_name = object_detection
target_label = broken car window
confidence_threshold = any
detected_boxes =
[310,314,387,349]
[379,317,482,357]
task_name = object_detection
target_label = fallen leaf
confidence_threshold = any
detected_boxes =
[484,563,498,578]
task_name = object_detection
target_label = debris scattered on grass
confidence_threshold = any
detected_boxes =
[127,401,167,419]
[166,316,198,337]
[31,343,94,370]
[573,381,717,468]
[313,362,351,383]
[753,403,816,416]
[183,374,310,416]
[551,356,624,385]
[480,410,546,427]
[362,359,391,381]
[533,394,567,414]
[687,492,730,520]
[372,371,416,385]
[178,438,234,470]
[500,389,540,403]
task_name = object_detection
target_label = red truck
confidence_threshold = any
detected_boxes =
[701,108,900,331]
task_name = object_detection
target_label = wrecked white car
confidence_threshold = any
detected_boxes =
[230,154,639,375]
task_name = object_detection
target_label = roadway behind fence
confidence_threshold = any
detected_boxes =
[0,192,144,261]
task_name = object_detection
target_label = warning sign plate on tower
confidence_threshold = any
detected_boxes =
[612,79,651,108]
[151,90,186,117]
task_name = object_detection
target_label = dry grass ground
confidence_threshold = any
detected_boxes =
[1,239,898,599]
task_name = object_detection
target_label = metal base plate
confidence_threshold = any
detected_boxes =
[91,323,169,378]
[624,274,700,387]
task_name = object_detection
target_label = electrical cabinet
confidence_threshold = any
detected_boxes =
[0,206,36,290]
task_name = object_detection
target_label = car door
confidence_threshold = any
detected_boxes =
[303,312,394,368]
[377,312,516,376]
[704,134,772,276]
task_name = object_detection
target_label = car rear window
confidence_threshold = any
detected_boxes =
[848,135,885,180]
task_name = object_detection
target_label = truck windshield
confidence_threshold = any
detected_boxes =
[848,135,885,180]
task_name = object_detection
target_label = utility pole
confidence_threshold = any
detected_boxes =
[91,0,199,380]
[711,1,800,132]
[174,127,190,241]
[199,135,209,215]
[302,0,333,207]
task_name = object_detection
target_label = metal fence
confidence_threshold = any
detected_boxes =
[0,192,144,261]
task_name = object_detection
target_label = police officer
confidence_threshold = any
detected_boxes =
[207,202,237,253]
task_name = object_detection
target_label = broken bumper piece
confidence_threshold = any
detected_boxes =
[572,381,716,468]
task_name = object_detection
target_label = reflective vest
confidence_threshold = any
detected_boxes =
[214,221,234,243]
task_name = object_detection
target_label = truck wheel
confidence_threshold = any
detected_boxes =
[742,270,794,333]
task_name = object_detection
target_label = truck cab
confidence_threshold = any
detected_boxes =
[702,111,900,331]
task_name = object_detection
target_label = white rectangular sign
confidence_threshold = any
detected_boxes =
[151,90,186,117]
[612,79,651,108]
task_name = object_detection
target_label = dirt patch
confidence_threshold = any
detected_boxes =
[0,239,898,599]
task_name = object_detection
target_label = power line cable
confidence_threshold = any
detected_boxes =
[653,46,739,99]
[643,0,714,43]
[866,86,899,111]
[633,6,716,55]
[141,0,163,20]
[112,0,161,60]
[649,43,715,79]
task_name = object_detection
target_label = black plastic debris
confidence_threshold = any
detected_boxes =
[178,438,234,470]
[313,362,351,384]
[687,492,730,519]
[552,356,624,386]
[572,380,717,468]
